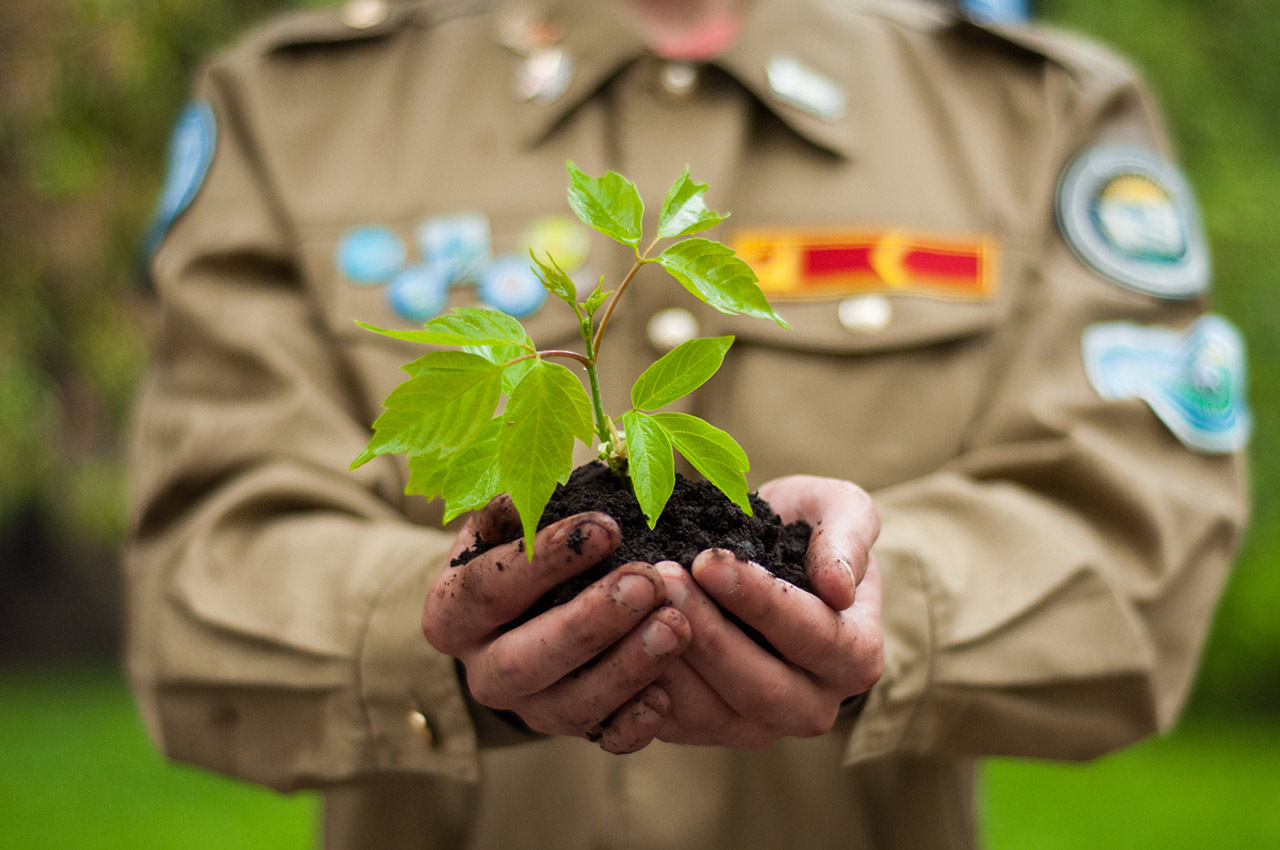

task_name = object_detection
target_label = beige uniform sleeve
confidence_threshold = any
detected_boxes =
[845,54,1248,764]
[125,61,481,791]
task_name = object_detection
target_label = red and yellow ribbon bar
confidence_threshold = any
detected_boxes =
[730,229,997,300]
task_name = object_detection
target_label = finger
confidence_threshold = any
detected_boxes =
[595,684,670,755]
[655,659,777,749]
[757,477,879,610]
[518,606,690,736]
[478,564,666,698]
[446,515,481,564]
[476,493,522,545]
[664,559,832,730]
[424,512,620,651]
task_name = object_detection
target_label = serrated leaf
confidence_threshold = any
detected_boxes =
[656,238,790,328]
[352,351,504,467]
[657,167,729,239]
[530,250,581,314]
[499,361,587,553]
[631,335,734,411]
[441,419,505,523]
[566,161,643,248]
[621,410,675,529]
[649,411,752,516]
[359,308,533,352]
[406,452,449,500]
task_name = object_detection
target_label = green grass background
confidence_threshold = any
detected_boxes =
[3,667,1280,848]
[2,0,1278,847]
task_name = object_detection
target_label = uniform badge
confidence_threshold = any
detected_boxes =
[387,264,450,322]
[337,226,407,285]
[731,229,996,300]
[1058,145,1210,299]
[766,55,846,121]
[143,100,217,256]
[478,255,547,318]
[418,213,492,283]
[523,215,591,274]
[1083,314,1250,453]
[962,0,1031,25]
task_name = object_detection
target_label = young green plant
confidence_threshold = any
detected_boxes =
[351,163,789,553]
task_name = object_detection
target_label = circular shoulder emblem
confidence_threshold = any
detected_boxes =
[1057,145,1210,299]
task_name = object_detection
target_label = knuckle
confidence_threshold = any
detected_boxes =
[485,646,539,698]
[793,705,839,739]
[741,676,792,724]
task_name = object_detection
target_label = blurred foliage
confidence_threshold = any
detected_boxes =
[0,0,1276,709]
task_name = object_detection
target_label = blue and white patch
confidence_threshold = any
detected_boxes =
[963,0,1031,25]
[387,264,450,322]
[337,226,406,285]
[478,254,547,318]
[1058,146,1210,300]
[418,213,492,284]
[1083,314,1250,453]
[143,101,217,256]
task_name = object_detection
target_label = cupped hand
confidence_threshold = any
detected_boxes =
[422,496,692,754]
[653,475,883,747]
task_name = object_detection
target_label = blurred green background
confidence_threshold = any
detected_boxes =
[1,0,1276,847]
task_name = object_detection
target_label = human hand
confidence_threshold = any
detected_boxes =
[422,496,692,754]
[653,476,883,747]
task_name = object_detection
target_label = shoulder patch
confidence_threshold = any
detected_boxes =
[1058,145,1210,300]
[1083,314,1250,453]
[143,100,217,257]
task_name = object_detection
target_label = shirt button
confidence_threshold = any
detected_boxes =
[409,710,434,746]
[659,62,699,98]
[838,295,892,333]
[647,307,699,351]
[342,0,389,30]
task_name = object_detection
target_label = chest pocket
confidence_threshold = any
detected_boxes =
[300,215,586,412]
[696,253,1022,492]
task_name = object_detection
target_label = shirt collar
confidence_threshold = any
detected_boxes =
[504,0,954,159]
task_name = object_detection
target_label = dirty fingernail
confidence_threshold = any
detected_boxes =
[694,556,738,596]
[615,573,656,613]
[642,621,679,657]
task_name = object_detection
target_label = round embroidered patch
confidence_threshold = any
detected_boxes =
[478,255,547,317]
[337,226,406,285]
[1057,146,1210,299]
[387,264,449,322]
[143,101,217,256]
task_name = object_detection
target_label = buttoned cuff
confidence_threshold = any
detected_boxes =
[843,518,935,765]
[359,526,480,782]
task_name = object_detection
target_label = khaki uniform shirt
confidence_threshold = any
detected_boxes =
[125,0,1249,848]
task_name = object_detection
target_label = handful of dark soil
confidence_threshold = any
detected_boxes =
[459,462,812,622]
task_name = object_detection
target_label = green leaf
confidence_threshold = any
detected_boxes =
[529,250,581,314]
[621,410,675,529]
[499,360,589,552]
[406,452,449,500]
[441,419,505,523]
[358,308,533,352]
[649,411,752,516]
[656,238,790,328]
[631,335,734,411]
[583,282,610,317]
[566,161,643,248]
[352,351,505,467]
[657,166,729,239]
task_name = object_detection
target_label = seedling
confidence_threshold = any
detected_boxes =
[352,163,789,553]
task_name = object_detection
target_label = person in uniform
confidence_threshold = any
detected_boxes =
[126,0,1250,848]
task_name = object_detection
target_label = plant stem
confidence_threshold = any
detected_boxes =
[590,237,662,356]
[507,349,594,368]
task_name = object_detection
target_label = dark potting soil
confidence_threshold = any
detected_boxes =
[458,462,812,621]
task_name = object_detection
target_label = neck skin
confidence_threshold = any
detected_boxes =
[613,0,753,59]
